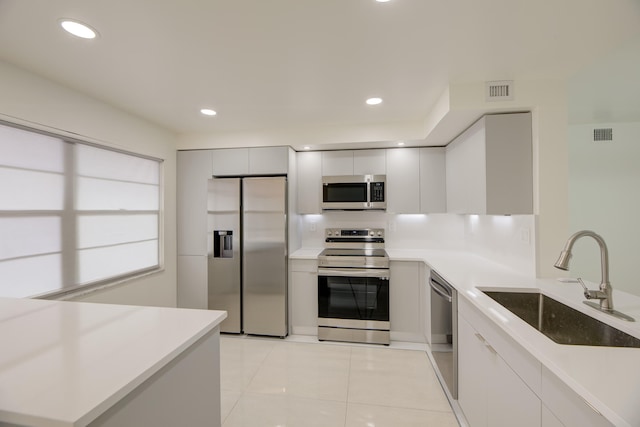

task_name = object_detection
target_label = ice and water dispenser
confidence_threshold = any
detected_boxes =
[213,230,234,258]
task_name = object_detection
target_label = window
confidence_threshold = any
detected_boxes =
[0,122,161,298]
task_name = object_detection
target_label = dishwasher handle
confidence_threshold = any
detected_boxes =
[430,274,453,303]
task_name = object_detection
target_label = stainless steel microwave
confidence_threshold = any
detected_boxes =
[322,175,386,210]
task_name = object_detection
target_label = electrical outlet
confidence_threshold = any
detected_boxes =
[309,222,316,232]
[520,228,530,244]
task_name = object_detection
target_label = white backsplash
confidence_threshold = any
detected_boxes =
[463,214,536,276]
[299,212,536,276]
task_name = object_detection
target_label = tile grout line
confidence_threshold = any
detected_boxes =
[343,344,354,427]
[220,336,280,426]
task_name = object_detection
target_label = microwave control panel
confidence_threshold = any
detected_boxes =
[370,182,385,202]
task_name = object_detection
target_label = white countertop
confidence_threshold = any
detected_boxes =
[0,298,226,427]
[385,248,640,427]
[289,247,323,259]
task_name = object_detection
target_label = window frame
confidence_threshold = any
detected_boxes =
[0,119,164,299]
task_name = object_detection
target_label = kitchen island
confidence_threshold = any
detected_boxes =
[0,298,226,427]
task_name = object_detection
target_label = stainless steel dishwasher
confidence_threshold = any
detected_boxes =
[429,270,458,399]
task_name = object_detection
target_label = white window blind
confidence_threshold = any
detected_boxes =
[0,122,161,298]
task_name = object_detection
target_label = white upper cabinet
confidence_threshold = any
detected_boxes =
[321,151,354,176]
[322,149,387,176]
[249,146,289,174]
[211,148,249,176]
[386,147,420,213]
[353,149,386,175]
[212,146,288,176]
[297,151,323,214]
[419,147,446,213]
[446,112,533,215]
[296,146,443,214]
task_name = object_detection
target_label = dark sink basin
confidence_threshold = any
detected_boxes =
[482,290,640,348]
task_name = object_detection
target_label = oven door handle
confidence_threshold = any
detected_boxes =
[430,277,453,303]
[318,268,389,279]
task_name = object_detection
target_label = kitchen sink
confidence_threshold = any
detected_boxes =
[481,290,640,348]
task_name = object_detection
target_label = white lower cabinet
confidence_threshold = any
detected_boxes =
[90,329,221,427]
[540,365,614,427]
[289,259,318,336]
[458,295,616,427]
[542,405,564,427]
[419,263,431,344]
[458,302,541,427]
[389,261,423,342]
[487,342,541,427]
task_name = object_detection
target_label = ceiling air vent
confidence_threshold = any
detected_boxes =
[593,128,613,142]
[485,80,514,102]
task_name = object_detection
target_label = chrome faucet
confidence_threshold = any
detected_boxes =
[554,230,614,311]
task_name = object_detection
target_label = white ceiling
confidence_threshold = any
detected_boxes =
[1,0,639,143]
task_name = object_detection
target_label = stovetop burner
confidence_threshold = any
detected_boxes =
[319,228,388,269]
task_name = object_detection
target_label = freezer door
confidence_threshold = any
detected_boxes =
[207,178,242,333]
[242,176,288,337]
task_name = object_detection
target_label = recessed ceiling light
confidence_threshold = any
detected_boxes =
[376,0,391,2]
[397,141,405,146]
[59,19,98,39]
[303,146,311,150]
[366,97,383,106]
[200,108,217,116]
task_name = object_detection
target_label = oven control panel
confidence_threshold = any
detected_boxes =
[325,228,384,239]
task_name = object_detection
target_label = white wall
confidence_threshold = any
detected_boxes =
[0,59,179,307]
[569,121,640,295]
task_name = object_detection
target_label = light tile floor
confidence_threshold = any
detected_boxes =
[220,335,460,427]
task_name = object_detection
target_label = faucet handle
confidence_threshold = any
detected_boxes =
[559,277,598,299]
[576,278,591,298]
[575,278,608,300]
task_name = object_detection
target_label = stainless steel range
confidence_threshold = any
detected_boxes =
[317,228,390,345]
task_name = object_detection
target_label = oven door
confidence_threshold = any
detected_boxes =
[317,268,390,337]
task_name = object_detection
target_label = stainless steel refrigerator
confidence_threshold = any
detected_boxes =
[207,176,288,337]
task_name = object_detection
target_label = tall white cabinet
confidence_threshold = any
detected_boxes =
[177,150,212,309]
[446,112,533,214]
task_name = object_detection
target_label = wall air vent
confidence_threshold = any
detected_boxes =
[593,128,613,142]
[485,80,514,102]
